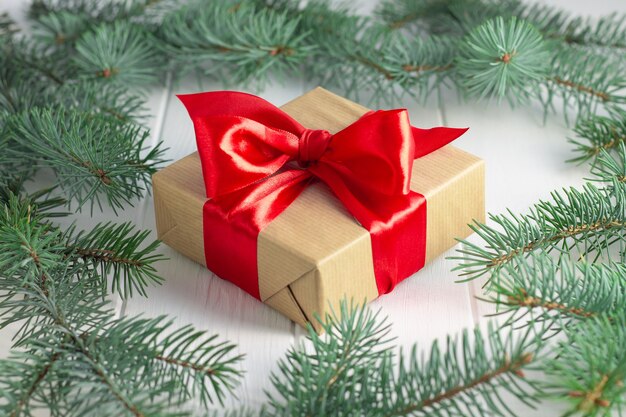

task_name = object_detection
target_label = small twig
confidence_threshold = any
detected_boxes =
[154,355,216,375]
[75,247,143,267]
[569,374,611,412]
[550,76,610,102]
[488,220,626,268]
[9,353,60,417]
[386,353,534,416]
[506,289,596,318]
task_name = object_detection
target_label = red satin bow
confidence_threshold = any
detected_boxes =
[179,91,467,299]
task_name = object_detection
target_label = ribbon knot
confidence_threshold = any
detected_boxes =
[298,128,332,167]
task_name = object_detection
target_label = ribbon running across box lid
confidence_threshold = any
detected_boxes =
[153,88,485,329]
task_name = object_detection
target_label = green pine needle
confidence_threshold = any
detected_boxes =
[544,314,626,416]
[451,183,626,282]
[483,253,626,327]
[456,17,549,102]
[74,21,162,85]
[569,109,626,165]
[266,300,544,417]
[8,107,166,213]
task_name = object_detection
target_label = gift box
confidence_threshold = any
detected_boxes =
[153,87,484,331]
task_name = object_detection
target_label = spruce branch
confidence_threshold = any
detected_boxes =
[8,107,165,213]
[0,194,163,343]
[483,253,626,327]
[455,16,549,102]
[376,0,626,54]
[265,301,544,417]
[542,48,626,120]
[158,1,312,86]
[589,146,626,185]
[0,195,242,415]
[29,0,173,25]
[544,314,626,416]
[451,183,626,282]
[33,10,89,46]
[283,0,457,104]
[66,222,166,298]
[74,21,161,86]
[569,109,626,165]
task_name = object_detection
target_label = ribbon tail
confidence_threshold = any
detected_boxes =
[412,127,469,158]
[202,169,312,299]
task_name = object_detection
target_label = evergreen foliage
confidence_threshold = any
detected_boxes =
[0,193,242,416]
[1,0,626,416]
[264,301,544,417]
[452,182,626,281]
[544,314,626,414]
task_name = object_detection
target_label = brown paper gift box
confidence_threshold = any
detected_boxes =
[153,87,485,331]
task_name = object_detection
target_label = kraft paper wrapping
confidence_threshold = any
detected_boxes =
[153,87,485,331]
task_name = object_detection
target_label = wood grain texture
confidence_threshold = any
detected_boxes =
[1,1,623,416]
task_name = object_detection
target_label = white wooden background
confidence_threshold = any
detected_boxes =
[2,0,625,415]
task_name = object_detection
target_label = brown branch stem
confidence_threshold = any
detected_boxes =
[9,353,60,417]
[351,54,451,81]
[570,374,611,411]
[386,352,534,416]
[154,355,216,375]
[68,154,113,186]
[550,76,610,102]
[488,219,626,268]
[75,247,143,267]
[506,289,595,318]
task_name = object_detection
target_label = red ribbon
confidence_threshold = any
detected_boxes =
[178,91,467,299]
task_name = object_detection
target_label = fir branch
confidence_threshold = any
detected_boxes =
[0,351,59,417]
[483,253,626,327]
[7,107,166,213]
[544,314,626,415]
[569,109,626,164]
[451,183,626,281]
[265,301,544,417]
[520,6,626,53]
[29,0,173,25]
[455,16,549,101]
[376,0,626,54]
[158,1,311,86]
[32,10,89,46]
[590,146,626,185]
[0,194,163,343]
[0,196,242,415]
[74,21,161,86]
[374,0,451,31]
[290,1,456,104]
[384,349,534,416]
[541,48,626,120]
[150,323,244,407]
[66,222,166,298]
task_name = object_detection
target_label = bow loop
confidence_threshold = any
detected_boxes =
[317,109,415,198]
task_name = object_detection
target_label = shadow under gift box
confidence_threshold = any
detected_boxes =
[153,87,485,332]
